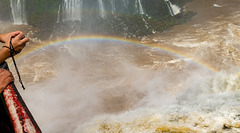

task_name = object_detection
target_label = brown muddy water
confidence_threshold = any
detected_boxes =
[1,0,240,132]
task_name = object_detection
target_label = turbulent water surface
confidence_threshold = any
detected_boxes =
[2,0,240,132]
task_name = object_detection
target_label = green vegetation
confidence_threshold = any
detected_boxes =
[26,0,61,27]
[104,10,196,37]
[0,0,195,39]
[0,0,11,21]
[98,0,195,37]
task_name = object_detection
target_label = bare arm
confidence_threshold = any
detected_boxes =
[0,69,14,93]
[0,31,29,64]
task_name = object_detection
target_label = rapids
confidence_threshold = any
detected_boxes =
[1,0,240,132]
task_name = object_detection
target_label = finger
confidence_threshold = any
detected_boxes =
[0,70,12,77]
[4,76,14,84]
[0,70,13,89]
[20,37,29,44]
[0,69,8,77]
[0,77,14,91]
[10,31,21,38]
[15,42,27,54]
[15,32,25,40]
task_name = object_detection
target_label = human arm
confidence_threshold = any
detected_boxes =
[0,31,29,64]
[0,69,14,93]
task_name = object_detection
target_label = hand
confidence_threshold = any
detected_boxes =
[0,69,14,93]
[0,31,23,43]
[2,31,29,55]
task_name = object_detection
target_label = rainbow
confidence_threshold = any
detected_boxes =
[18,35,219,72]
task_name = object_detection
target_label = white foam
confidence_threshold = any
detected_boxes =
[213,4,221,8]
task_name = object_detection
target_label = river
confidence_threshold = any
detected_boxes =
[1,0,240,132]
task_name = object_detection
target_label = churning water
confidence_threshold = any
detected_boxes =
[2,0,240,132]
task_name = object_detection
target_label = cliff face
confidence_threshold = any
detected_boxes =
[0,0,11,21]
[0,0,194,38]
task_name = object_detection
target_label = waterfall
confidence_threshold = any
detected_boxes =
[57,4,61,23]
[138,0,144,14]
[165,0,181,16]
[60,0,83,22]
[98,0,106,18]
[122,0,129,8]
[110,0,116,14]
[10,0,27,25]
[134,0,145,15]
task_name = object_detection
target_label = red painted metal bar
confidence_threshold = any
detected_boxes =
[0,62,41,133]
[2,83,41,133]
